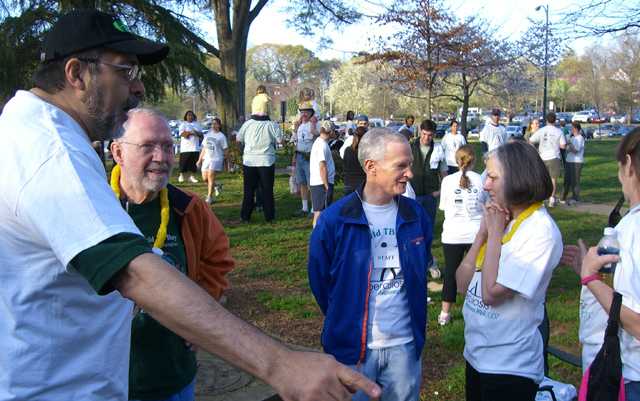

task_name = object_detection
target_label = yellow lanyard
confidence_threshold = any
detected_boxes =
[110,164,170,250]
[475,202,543,271]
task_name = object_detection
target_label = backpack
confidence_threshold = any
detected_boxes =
[578,291,625,401]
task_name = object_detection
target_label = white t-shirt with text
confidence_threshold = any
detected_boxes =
[612,205,640,381]
[202,131,228,162]
[362,201,413,349]
[479,123,507,152]
[463,207,562,383]
[293,121,319,153]
[310,137,335,186]
[439,171,483,244]
[441,132,467,167]
[179,121,202,152]
[566,135,585,163]
[529,125,566,161]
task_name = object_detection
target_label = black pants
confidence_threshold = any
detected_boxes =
[442,243,471,303]
[447,165,459,175]
[562,162,582,201]
[465,362,538,401]
[179,151,199,173]
[241,164,275,222]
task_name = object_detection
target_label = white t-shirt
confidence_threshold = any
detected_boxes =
[0,90,140,401]
[612,205,640,381]
[362,201,413,349]
[441,132,467,167]
[529,125,567,161]
[566,135,585,163]
[179,121,202,152]
[293,121,319,153]
[479,123,507,152]
[439,171,483,244]
[309,137,335,186]
[202,131,228,162]
[463,207,563,383]
[579,286,608,371]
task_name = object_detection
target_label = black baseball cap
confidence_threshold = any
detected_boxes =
[41,9,169,65]
[491,108,501,116]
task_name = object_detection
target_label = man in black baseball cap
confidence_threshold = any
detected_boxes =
[0,9,380,401]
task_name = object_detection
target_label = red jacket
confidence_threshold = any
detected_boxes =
[167,184,234,299]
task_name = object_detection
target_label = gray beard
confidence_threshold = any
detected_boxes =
[82,84,118,142]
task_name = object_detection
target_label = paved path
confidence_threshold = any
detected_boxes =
[553,200,622,216]
[195,351,278,401]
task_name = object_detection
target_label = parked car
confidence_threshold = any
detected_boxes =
[385,121,404,131]
[556,112,573,123]
[572,110,597,123]
[609,114,627,124]
[505,124,522,137]
[591,115,609,124]
[369,118,384,128]
[435,123,448,138]
[617,125,635,136]
[592,124,618,138]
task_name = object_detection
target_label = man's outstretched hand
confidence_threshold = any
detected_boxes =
[271,350,381,401]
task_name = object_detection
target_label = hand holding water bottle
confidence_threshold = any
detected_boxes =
[580,228,621,279]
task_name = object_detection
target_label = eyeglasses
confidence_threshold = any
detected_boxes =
[78,58,142,81]
[119,141,173,154]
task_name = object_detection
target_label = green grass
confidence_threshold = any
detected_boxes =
[151,145,620,399]
[463,138,623,204]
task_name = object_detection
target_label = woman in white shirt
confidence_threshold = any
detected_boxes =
[197,118,228,204]
[441,120,467,175]
[178,110,203,183]
[562,121,585,205]
[438,145,482,326]
[456,141,563,401]
[576,128,640,400]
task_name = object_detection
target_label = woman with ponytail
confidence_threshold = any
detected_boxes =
[437,145,483,326]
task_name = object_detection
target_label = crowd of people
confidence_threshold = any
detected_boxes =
[1,8,639,401]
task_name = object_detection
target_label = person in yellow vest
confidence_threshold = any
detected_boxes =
[456,141,563,401]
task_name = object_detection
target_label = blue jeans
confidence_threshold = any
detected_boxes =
[627,381,640,401]
[351,341,422,401]
[131,379,195,401]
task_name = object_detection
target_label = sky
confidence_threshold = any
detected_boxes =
[211,0,605,61]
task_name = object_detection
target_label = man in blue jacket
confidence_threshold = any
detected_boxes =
[309,128,432,401]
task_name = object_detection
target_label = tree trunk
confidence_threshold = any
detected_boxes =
[426,86,433,119]
[460,75,470,137]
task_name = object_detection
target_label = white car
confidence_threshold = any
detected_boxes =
[505,125,522,137]
[572,111,596,123]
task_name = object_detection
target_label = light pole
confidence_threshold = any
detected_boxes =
[536,4,549,124]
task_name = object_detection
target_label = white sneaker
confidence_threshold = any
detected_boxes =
[214,185,220,197]
[548,197,556,207]
[189,176,199,183]
[205,196,212,204]
[178,175,185,183]
[438,311,451,326]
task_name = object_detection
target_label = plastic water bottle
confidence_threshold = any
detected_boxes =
[597,227,620,273]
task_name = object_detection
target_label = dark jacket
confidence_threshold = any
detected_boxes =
[342,146,366,190]
[410,140,443,196]
[308,186,432,365]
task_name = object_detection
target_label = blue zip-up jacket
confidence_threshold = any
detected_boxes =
[308,187,432,365]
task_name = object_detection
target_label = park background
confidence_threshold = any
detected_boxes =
[2,0,640,400]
